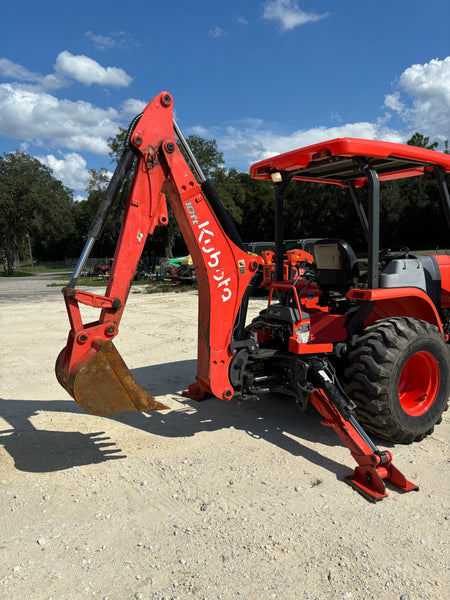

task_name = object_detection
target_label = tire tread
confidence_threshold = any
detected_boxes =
[344,317,449,443]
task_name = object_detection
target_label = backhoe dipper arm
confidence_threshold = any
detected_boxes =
[56,92,259,415]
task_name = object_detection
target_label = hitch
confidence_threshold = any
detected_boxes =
[310,365,418,502]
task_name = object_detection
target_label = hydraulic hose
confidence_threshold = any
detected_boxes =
[68,113,142,287]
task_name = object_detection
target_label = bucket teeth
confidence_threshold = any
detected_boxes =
[63,339,168,416]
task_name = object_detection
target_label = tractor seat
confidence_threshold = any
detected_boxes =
[312,238,360,292]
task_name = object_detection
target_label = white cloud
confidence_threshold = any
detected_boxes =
[119,97,147,118]
[263,0,329,32]
[400,57,450,100]
[85,31,116,50]
[0,53,133,91]
[384,92,405,113]
[380,57,450,148]
[397,57,450,138]
[208,56,450,170]
[0,53,139,193]
[54,51,132,87]
[0,52,136,194]
[213,118,403,170]
[36,152,115,195]
[0,58,40,82]
[85,30,130,51]
[330,112,343,123]
[36,152,91,191]
[0,58,67,90]
[209,26,225,38]
[0,83,121,154]
[2,51,450,193]
[189,125,211,137]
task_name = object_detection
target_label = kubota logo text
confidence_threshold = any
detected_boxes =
[185,201,232,303]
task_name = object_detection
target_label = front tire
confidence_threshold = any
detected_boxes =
[344,317,449,443]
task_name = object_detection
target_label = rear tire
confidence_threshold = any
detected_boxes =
[344,317,449,443]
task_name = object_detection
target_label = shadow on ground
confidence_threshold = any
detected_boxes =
[0,359,373,480]
[0,398,125,472]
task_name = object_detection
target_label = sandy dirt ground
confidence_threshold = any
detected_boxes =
[0,275,449,600]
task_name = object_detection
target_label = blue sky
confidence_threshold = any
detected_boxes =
[1,0,450,200]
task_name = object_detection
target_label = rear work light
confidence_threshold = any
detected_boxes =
[270,171,283,183]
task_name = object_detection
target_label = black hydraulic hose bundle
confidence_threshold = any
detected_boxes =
[87,146,136,240]
[67,114,142,287]
[88,113,142,240]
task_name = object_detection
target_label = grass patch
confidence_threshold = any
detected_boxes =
[1,265,71,277]
[46,276,109,287]
[46,276,197,294]
[2,266,67,277]
[1,269,36,277]
[144,282,197,294]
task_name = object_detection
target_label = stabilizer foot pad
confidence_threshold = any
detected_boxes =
[345,464,419,502]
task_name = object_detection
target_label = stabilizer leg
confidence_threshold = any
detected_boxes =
[310,364,418,502]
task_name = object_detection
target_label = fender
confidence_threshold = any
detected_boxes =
[346,287,444,331]
[434,254,450,309]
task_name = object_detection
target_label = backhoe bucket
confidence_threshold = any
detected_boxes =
[56,339,168,416]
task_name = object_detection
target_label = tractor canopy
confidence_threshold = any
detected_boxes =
[250,138,450,187]
[250,138,450,291]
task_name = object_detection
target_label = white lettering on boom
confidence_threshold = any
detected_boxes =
[185,201,233,303]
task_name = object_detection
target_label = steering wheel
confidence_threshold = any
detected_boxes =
[379,246,410,261]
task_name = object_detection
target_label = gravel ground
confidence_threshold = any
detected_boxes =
[0,274,449,600]
[0,273,71,303]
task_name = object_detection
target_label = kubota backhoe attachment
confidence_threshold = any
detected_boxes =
[56,92,258,415]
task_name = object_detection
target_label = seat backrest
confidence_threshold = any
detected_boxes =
[380,254,442,311]
[313,238,359,292]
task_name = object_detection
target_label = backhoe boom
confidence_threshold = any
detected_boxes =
[56,92,258,414]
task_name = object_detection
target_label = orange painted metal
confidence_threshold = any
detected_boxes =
[434,254,450,309]
[346,286,444,331]
[250,137,450,185]
[56,92,256,414]
[310,390,418,501]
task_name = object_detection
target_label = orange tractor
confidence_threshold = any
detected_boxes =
[56,92,450,501]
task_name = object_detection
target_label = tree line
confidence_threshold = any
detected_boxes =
[1,131,448,275]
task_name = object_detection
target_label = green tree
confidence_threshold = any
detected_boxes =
[159,134,228,257]
[281,180,365,250]
[107,127,127,164]
[182,135,225,179]
[87,167,111,193]
[71,163,133,260]
[0,151,75,274]
[104,128,232,258]
[224,172,274,242]
[382,132,448,249]
[407,132,438,150]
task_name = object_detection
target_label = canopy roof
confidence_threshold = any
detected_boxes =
[250,138,450,187]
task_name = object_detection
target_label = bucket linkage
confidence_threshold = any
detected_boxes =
[56,114,167,416]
